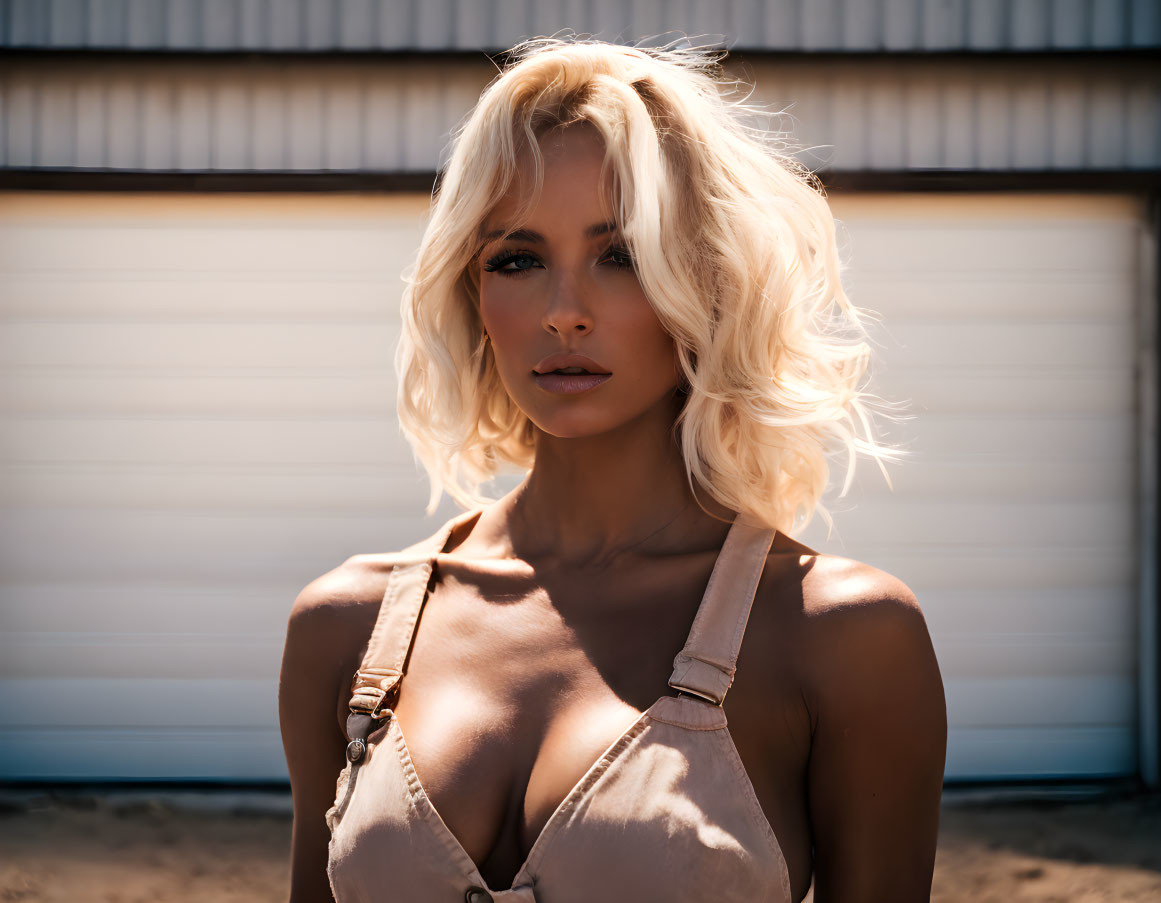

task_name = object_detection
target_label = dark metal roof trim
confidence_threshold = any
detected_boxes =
[2,167,1157,193]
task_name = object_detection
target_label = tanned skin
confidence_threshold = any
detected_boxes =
[279,123,947,902]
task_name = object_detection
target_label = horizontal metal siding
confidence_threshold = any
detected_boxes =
[0,192,447,780]
[1,0,1159,52]
[1,56,1158,172]
[745,57,1161,172]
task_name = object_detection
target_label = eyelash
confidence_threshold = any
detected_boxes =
[482,245,635,277]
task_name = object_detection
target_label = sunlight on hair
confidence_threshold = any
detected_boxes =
[396,33,910,537]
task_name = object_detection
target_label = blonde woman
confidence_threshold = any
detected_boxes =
[280,36,947,903]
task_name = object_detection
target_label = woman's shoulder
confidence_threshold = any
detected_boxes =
[284,521,456,666]
[758,535,938,697]
[765,532,924,629]
[287,520,457,633]
[286,510,469,655]
[282,553,412,741]
[288,554,395,635]
[758,542,947,894]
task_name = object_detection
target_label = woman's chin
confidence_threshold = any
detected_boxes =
[529,416,618,441]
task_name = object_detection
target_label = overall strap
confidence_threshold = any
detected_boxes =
[341,509,481,764]
[667,515,778,706]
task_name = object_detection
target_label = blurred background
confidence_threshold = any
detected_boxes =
[0,1,1159,900]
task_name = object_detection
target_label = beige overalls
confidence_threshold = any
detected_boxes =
[325,507,792,902]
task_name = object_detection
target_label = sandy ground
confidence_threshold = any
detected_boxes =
[1,786,1158,902]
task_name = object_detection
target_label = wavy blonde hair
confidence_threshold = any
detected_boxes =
[396,34,904,536]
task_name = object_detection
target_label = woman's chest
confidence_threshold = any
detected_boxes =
[383,564,707,879]
[334,556,813,897]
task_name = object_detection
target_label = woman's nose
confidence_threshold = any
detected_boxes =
[541,274,594,336]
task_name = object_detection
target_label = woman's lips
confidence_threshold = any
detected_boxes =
[533,372,612,394]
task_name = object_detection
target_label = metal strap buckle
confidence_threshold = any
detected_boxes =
[349,668,402,720]
[668,683,724,706]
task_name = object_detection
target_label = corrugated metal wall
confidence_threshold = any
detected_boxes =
[2,55,1159,172]
[2,0,1159,52]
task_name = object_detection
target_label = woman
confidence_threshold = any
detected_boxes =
[280,36,947,903]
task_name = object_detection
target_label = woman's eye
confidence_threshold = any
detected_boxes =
[481,246,634,276]
[602,246,635,270]
[482,250,541,276]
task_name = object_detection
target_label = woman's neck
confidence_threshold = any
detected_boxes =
[495,403,733,570]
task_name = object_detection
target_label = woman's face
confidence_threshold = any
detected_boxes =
[476,124,679,440]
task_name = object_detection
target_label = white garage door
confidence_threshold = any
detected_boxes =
[0,193,453,780]
[0,191,1145,781]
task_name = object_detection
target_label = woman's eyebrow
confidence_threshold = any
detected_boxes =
[585,221,618,239]
[480,221,619,244]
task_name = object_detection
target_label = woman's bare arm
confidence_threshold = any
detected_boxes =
[279,567,364,903]
[804,567,948,902]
